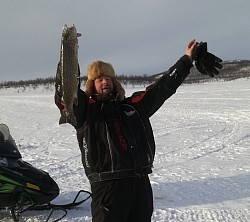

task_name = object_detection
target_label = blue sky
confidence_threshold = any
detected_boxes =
[0,0,249,81]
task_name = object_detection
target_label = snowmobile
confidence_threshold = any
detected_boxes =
[0,124,91,222]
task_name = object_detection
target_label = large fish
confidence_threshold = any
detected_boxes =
[58,24,81,126]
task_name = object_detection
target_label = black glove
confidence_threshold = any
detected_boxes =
[193,42,223,77]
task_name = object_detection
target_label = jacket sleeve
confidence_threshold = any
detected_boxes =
[54,62,64,111]
[73,89,89,130]
[129,55,193,117]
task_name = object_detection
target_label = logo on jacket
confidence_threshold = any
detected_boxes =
[124,110,135,116]
[114,122,128,150]
[82,139,90,168]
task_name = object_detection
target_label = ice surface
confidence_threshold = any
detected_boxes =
[0,79,250,221]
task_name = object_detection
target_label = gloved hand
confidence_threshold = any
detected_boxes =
[54,89,64,111]
[193,42,223,77]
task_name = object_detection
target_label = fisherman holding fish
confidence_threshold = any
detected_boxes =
[55,26,222,222]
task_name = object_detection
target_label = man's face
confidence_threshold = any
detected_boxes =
[94,77,114,94]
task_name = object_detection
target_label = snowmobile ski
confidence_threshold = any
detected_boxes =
[9,189,91,222]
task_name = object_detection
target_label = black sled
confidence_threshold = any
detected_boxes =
[0,124,91,221]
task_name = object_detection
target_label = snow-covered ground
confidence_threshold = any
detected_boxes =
[0,78,250,222]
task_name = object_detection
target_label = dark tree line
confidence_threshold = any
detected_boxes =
[1,60,250,89]
[0,77,55,89]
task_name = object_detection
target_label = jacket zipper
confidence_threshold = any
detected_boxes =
[105,121,114,172]
[101,102,114,172]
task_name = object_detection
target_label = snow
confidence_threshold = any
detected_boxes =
[0,78,250,221]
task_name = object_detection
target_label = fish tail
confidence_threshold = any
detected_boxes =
[59,112,77,126]
[59,113,67,125]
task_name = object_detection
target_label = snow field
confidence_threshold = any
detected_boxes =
[0,79,250,221]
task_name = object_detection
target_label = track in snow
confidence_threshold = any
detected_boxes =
[1,80,250,221]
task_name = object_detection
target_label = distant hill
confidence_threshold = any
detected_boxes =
[184,60,250,83]
[1,60,250,89]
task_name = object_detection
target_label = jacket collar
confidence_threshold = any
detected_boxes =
[91,93,116,101]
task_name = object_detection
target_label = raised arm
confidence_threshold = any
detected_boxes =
[129,40,196,117]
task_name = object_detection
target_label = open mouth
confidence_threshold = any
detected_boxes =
[102,87,111,93]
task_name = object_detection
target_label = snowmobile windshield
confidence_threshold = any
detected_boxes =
[0,124,22,158]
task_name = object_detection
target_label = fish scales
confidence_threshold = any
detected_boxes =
[59,24,81,126]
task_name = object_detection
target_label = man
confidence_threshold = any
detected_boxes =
[55,39,221,222]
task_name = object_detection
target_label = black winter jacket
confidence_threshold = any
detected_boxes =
[59,55,193,184]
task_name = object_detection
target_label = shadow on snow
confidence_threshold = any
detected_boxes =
[152,173,250,208]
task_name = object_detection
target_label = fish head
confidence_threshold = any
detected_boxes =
[62,24,81,42]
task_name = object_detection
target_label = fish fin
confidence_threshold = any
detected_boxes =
[73,97,78,106]
[59,113,77,126]
[66,113,77,126]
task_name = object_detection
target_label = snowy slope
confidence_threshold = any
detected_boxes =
[0,79,250,222]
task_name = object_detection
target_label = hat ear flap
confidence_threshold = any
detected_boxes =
[112,78,125,101]
[85,79,94,97]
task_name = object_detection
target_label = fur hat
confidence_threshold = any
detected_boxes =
[85,61,125,101]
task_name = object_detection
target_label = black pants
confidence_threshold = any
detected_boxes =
[91,175,153,222]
